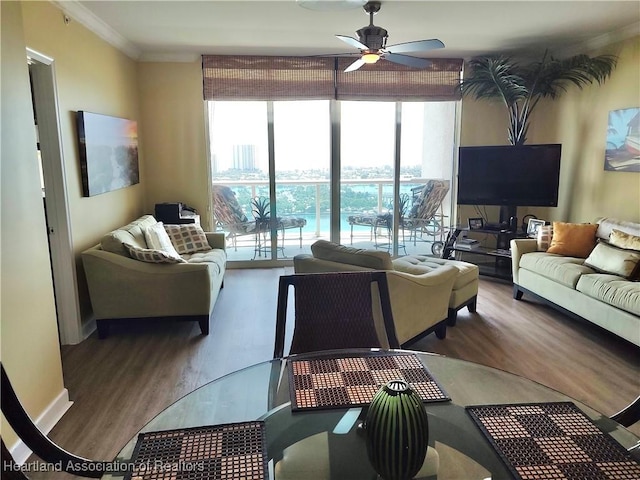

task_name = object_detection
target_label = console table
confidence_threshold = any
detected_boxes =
[442,227,527,280]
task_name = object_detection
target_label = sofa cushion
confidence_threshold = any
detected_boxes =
[144,222,181,258]
[609,229,640,251]
[182,249,227,274]
[311,240,393,270]
[392,255,478,290]
[584,242,640,279]
[576,274,640,316]
[124,243,186,264]
[547,222,598,258]
[519,252,595,289]
[101,215,157,256]
[164,224,212,255]
[596,218,640,241]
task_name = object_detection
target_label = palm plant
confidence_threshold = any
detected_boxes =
[460,51,617,145]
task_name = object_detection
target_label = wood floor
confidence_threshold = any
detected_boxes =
[26,268,639,478]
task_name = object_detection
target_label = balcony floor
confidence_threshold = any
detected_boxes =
[223,228,445,263]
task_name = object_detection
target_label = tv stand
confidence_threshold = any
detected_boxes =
[442,226,527,280]
[499,205,518,232]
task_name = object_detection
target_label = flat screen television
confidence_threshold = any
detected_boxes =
[457,144,561,207]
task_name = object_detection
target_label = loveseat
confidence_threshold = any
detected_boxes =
[294,240,459,344]
[82,215,226,338]
[511,218,640,346]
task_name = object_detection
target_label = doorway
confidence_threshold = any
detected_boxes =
[27,49,83,345]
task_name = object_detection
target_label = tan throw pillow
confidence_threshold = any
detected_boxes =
[124,243,186,264]
[144,222,181,258]
[547,222,598,258]
[536,224,553,251]
[164,224,212,255]
[584,242,640,279]
[609,229,640,252]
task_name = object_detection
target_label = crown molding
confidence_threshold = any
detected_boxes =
[139,52,201,63]
[51,0,141,60]
[558,21,640,57]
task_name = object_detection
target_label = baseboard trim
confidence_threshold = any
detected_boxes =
[9,388,73,464]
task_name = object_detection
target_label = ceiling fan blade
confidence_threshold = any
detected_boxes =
[386,39,445,54]
[336,34,369,50]
[384,53,432,69]
[344,58,366,72]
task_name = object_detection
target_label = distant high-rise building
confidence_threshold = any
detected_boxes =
[233,144,256,170]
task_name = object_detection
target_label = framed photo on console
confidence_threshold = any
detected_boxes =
[527,218,545,237]
[468,217,484,230]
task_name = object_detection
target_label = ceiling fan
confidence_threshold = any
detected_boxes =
[336,1,444,72]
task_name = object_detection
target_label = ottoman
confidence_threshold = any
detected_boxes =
[393,255,479,326]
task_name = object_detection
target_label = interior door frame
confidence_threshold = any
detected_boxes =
[28,48,83,345]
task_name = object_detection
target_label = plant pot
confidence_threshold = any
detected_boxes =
[365,379,429,480]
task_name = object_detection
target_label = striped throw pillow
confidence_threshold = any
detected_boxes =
[536,224,553,251]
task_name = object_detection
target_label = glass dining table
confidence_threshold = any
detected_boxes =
[104,349,639,480]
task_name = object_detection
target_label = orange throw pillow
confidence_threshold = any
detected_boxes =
[547,222,598,258]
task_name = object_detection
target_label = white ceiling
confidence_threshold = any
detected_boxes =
[60,0,640,61]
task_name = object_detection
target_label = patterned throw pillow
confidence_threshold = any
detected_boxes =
[536,224,553,251]
[143,222,182,258]
[164,224,212,255]
[124,243,186,264]
[609,229,640,251]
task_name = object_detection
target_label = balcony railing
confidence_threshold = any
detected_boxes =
[214,178,450,236]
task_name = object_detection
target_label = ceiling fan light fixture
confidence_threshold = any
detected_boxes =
[362,52,380,64]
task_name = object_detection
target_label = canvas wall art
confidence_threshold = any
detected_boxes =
[76,111,139,196]
[605,107,640,172]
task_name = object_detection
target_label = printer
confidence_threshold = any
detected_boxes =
[154,202,198,225]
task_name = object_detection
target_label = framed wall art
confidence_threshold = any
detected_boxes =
[527,218,545,237]
[76,111,139,196]
[605,107,639,172]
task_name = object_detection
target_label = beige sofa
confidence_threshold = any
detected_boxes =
[511,218,640,346]
[82,215,226,338]
[294,241,458,344]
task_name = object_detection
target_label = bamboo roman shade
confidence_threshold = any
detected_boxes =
[202,56,335,101]
[202,55,463,101]
[335,58,463,101]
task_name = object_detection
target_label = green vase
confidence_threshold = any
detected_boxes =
[365,379,429,480]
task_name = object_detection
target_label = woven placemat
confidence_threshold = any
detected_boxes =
[467,402,640,480]
[289,352,449,411]
[124,421,267,480]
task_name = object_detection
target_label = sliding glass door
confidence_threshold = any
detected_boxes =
[208,100,457,264]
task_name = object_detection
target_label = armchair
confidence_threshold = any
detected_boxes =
[294,240,458,345]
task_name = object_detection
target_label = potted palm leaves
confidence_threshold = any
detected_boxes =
[460,51,617,145]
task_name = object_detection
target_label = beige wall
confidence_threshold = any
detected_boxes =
[21,1,145,324]
[137,62,211,229]
[458,36,640,226]
[535,36,640,223]
[2,0,146,446]
[1,0,64,448]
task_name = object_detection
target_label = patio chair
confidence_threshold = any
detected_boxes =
[273,271,400,358]
[347,193,410,254]
[251,195,307,255]
[212,185,307,257]
[402,179,450,255]
[212,184,263,253]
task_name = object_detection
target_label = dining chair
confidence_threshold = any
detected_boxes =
[273,271,400,359]
[611,395,640,427]
[1,364,108,478]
